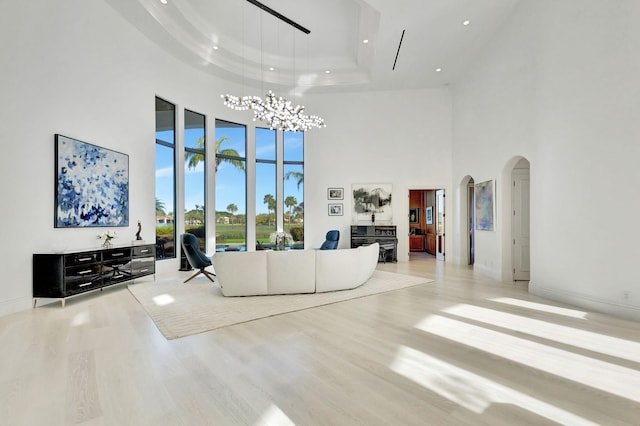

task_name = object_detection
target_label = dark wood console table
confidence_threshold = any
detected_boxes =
[33,243,155,307]
[350,225,398,262]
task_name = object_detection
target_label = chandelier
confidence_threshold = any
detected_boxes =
[221,0,325,132]
[221,91,325,132]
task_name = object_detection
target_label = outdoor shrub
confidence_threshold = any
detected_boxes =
[289,226,304,241]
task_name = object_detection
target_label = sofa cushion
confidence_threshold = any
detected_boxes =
[315,242,379,293]
[214,251,268,296]
[355,242,380,284]
[267,250,316,294]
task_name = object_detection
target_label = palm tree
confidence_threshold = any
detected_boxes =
[155,197,166,215]
[185,136,246,173]
[226,203,238,225]
[263,194,275,226]
[284,169,304,189]
[293,204,304,222]
[285,196,297,226]
[194,204,204,223]
[184,137,244,230]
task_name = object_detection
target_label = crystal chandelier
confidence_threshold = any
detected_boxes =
[221,0,325,132]
[221,91,325,132]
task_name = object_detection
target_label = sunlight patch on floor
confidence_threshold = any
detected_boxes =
[152,294,175,306]
[490,297,587,318]
[443,304,640,362]
[390,345,597,425]
[415,315,640,403]
[253,404,295,426]
[71,311,89,326]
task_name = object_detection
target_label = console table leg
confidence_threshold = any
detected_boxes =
[61,299,65,308]
[33,298,37,308]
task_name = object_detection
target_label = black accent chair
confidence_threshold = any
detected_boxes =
[319,230,340,250]
[180,233,216,283]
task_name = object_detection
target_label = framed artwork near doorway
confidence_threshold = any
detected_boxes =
[475,179,495,231]
[352,183,392,223]
[409,208,419,224]
[426,206,433,225]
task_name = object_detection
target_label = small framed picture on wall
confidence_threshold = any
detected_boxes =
[409,208,419,224]
[426,206,433,225]
[328,203,343,216]
[328,188,344,200]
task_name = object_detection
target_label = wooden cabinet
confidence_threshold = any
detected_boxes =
[33,244,155,307]
[351,225,398,262]
[409,235,425,251]
[426,234,437,255]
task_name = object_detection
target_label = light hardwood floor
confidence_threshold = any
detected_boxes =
[2,254,640,425]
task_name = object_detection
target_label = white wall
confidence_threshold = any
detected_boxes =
[451,0,640,320]
[0,0,251,314]
[304,89,453,260]
[0,0,453,315]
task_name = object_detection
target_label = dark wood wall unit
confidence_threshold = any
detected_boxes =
[425,190,436,255]
[409,190,425,251]
[410,235,425,251]
[426,234,437,254]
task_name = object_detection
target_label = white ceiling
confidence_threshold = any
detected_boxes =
[105,0,520,94]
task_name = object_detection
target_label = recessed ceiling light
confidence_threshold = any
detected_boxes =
[212,45,219,50]
[325,70,331,74]
[363,39,369,44]
[160,0,168,4]
[435,68,442,72]
[269,67,275,71]
[463,20,470,26]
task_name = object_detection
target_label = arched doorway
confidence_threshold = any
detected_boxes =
[459,176,475,266]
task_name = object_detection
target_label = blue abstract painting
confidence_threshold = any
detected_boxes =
[55,134,129,228]
[475,180,495,231]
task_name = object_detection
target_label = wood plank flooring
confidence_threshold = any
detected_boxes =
[1,254,639,425]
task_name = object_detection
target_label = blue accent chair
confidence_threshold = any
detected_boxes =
[181,233,216,283]
[319,230,340,250]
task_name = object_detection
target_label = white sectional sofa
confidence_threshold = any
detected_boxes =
[213,242,379,296]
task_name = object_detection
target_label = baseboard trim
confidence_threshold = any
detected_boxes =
[529,281,640,322]
[472,263,501,281]
[0,296,33,317]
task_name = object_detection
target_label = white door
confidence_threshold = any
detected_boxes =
[435,189,445,261]
[512,170,530,281]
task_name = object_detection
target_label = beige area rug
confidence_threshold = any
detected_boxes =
[127,270,433,340]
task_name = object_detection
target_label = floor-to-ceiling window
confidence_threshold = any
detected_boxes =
[155,97,176,259]
[215,119,247,251]
[255,127,276,249]
[283,131,304,248]
[184,109,206,251]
